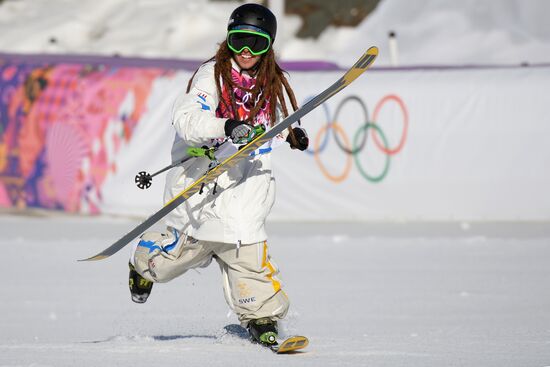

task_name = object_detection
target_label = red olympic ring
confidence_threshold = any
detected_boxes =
[371,94,408,156]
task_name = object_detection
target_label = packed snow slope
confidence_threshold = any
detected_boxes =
[1,215,550,366]
[0,0,549,67]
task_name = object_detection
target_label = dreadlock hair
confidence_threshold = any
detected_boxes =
[186,40,302,145]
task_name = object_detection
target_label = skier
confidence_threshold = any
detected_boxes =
[128,3,308,347]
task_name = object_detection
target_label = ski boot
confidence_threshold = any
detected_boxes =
[128,263,153,303]
[248,317,278,346]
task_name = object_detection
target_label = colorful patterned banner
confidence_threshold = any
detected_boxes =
[0,60,171,213]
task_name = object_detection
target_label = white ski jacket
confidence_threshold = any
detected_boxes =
[164,60,285,245]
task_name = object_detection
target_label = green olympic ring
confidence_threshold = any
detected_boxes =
[353,122,390,183]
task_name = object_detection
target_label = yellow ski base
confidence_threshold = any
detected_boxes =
[274,336,309,354]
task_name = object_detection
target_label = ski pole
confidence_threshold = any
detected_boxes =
[134,125,265,189]
[134,146,220,190]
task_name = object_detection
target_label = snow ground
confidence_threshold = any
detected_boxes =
[1,214,550,366]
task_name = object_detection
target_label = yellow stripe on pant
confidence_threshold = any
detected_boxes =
[262,241,281,292]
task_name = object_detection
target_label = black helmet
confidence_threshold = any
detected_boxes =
[227,3,277,41]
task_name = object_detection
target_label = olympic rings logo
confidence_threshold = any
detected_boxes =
[302,94,409,183]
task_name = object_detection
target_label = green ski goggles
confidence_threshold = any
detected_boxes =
[227,29,272,56]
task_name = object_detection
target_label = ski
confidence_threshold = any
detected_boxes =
[221,325,308,354]
[79,46,378,262]
[270,335,309,354]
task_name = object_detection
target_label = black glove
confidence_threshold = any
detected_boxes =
[286,127,309,151]
[225,119,254,144]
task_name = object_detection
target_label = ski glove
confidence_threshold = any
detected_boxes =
[286,127,309,151]
[225,119,255,144]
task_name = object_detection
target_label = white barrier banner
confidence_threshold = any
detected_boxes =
[272,67,550,221]
[0,55,548,221]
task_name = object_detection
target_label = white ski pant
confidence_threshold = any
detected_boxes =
[130,229,290,325]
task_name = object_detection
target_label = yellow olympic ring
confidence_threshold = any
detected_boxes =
[314,122,353,183]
